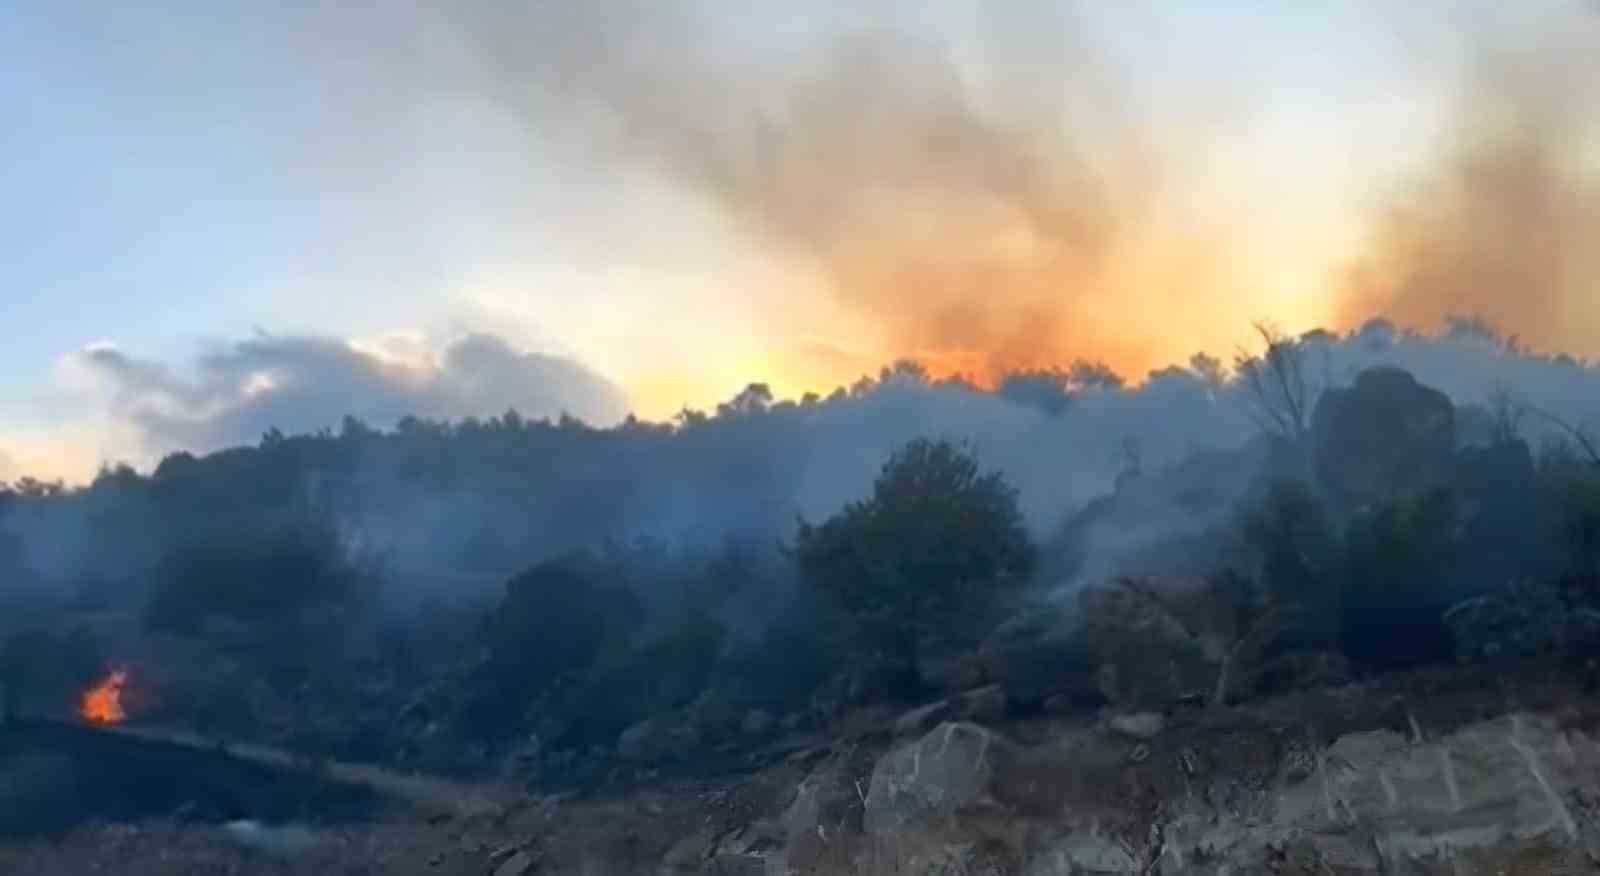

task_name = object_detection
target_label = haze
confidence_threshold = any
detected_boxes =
[2,0,1597,483]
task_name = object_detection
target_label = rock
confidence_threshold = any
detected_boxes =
[660,830,713,874]
[1024,833,1139,875]
[1107,711,1165,741]
[704,854,768,875]
[915,638,985,692]
[810,656,916,718]
[954,685,1008,723]
[1311,366,1456,510]
[893,699,952,738]
[864,722,1012,836]
[740,709,775,736]
[780,712,805,731]
[1154,712,1600,873]
[491,850,535,876]
[617,715,701,763]
[978,606,1101,708]
[1079,583,1217,707]
[780,764,868,871]
[1042,694,1075,715]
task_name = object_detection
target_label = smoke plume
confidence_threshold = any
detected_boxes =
[1337,18,1600,354]
[437,2,1216,383]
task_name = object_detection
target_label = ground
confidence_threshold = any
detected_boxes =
[5,664,1600,874]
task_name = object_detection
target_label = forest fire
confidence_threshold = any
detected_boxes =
[79,669,128,724]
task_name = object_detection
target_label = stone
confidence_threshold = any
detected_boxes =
[617,715,701,763]
[978,606,1100,708]
[491,850,535,876]
[660,830,713,873]
[1024,833,1139,875]
[915,638,985,692]
[1107,711,1165,741]
[893,699,952,738]
[1311,366,1456,511]
[864,722,1012,836]
[954,685,1008,723]
[780,764,868,871]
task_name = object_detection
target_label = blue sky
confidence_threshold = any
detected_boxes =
[1,0,1593,481]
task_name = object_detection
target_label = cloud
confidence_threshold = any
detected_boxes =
[78,332,630,458]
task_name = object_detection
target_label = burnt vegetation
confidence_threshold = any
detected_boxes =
[2,320,1600,791]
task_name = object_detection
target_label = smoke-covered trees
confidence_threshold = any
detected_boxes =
[792,437,1034,665]
[1234,321,1324,445]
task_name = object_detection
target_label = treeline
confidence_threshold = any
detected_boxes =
[2,322,1600,778]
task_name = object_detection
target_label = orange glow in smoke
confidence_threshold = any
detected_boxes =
[79,669,128,724]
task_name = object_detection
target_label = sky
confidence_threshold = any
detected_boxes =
[1,0,1597,482]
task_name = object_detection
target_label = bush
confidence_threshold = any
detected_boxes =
[143,516,375,702]
[1339,486,1457,669]
[144,516,367,635]
[792,438,1034,663]
[1232,478,1338,652]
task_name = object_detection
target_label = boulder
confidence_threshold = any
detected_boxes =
[1311,366,1456,511]
[915,637,985,692]
[1079,584,1216,707]
[1106,711,1165,741]
[1024,832,1139,875]
[780,764,868,871]
[893,699,953,738]
[491,850,536,876]
[616,715,701,763]
[978,607,1101,709]
[1155,712,1600,873]
[954,685,1008,724]
[863,722,1013,836]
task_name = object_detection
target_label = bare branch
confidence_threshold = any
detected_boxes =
[1526,406,1600,467]
[1234,321,1319,444]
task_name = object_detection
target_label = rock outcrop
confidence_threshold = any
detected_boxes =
[1311,367,1456,511]
[863,722,1013,837]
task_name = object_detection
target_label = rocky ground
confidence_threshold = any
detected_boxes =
[6,666,1600,874]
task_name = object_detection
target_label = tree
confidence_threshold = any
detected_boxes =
[1234,321,1321,444]
[791,438,1034,662]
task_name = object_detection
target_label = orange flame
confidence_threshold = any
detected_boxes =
[79,669,128,724]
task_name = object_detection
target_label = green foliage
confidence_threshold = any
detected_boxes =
[1234,479,1337,619]
[143,516,373,696]
[1340,486,1458,668]
[792,437,1034,659]
[1554,469,1600,589]
[145,516,367,634]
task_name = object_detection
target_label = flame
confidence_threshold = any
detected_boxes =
[79,669,128,724]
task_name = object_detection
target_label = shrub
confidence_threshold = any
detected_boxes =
[1339,486,1458,669]
[1232,478,1338,652]
[143,516,375,697]
[144,516,367,635]
[792,438,1034,663]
